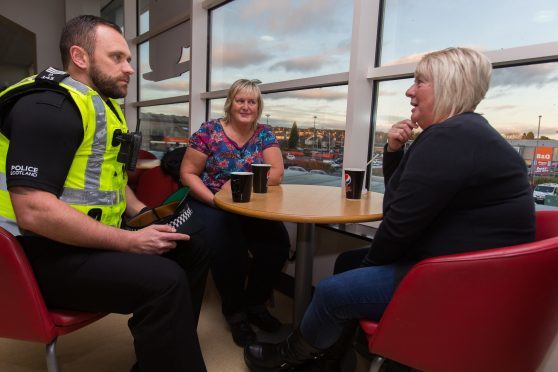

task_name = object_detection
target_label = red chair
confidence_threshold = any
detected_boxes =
[127,149,158,191]
[0,227,107,372]
[360,210,558,372]
[135,165,180,207]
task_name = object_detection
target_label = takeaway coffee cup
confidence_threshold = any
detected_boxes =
[344,168,365,199]
[231,172,253,202]
[251,163,271,193]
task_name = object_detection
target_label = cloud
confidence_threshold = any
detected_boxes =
[382,52,424,66]
[142,80,188,92]
[533,10,556,23]
[482,104,517,111]
[376,113,409,127]
[382,43,487,66]
[270,55,325,72]
[336,38,351,52]
[491,63,558,89]
[270,89,346,101]
[378,90,399,97]
[236,0,344,35]
[212,42,270,68]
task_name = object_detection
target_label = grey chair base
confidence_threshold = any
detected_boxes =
[46,338,59,372]
[368,356,385,372]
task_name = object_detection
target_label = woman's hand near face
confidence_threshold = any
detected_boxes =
[386,119,418,152]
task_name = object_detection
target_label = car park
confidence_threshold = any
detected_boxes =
[372,160,383,168]
[309,169,328,175]
[287,166,308,173]
[533,183,558,204]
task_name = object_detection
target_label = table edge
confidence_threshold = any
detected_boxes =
[214,187,383,224]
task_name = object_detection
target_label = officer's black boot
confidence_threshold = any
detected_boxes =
[244,329,325,371]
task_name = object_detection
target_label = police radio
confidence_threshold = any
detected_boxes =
[112,129,142,171]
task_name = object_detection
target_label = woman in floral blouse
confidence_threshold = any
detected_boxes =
[181,79,290,347]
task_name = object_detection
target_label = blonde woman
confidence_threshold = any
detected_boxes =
[181,79,289,347]
[245,47,535,371]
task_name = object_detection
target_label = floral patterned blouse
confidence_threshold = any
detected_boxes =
[189,119,280,193]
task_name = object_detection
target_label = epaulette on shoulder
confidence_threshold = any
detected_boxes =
[35,67,70,84]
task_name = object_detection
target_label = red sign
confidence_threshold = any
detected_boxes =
[535,147,553,174]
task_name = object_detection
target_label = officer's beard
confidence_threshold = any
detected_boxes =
[89,61,129,99]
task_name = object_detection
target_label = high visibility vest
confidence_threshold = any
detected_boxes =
[0,67,128,236]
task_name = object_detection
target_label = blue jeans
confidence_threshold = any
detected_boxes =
[300,258,404,349]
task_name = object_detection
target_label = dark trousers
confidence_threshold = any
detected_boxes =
[188,198,290,318]
[18,234,209,372]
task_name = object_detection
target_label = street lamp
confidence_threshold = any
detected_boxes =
[313,115,317,151]
[265,113,270,125]
[531,115,542,186]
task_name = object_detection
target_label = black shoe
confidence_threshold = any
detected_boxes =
[247,307,282,333]
[230,319,257,347]
[244,329,324,371]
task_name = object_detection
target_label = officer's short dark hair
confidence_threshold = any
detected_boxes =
[59,15,122,70]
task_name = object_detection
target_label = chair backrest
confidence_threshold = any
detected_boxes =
[369,210,558,372]
[0,227,57,343]
[135,165,180,207]
[127,150,158,191]
[535,209,558,241]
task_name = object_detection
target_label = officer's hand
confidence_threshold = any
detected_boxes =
[128,224,190,255]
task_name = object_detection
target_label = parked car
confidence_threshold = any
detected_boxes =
[287,166,308,173]
[309,169,328,175]
[533,183,558,204]
[286,153,296,161]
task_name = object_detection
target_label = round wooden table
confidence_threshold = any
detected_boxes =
[215,184,383,325]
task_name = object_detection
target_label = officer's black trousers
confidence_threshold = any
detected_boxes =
[18,234,209,372]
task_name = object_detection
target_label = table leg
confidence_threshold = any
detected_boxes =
[293,222,315,326]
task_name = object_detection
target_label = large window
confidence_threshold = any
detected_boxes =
[209,85,348,184]
[138,41,190,101]
[139,104,190,158]
[210,0,353,90]
[208,0,353,185]
[380,0,558,66]
[122,0,557,207]
[135,0,191,155]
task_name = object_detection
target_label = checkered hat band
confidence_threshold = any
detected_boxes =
[168,205,194,229]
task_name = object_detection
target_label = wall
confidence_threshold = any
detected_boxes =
[65,0,102,21]
[0,0,66,71]
[0,0,103,74]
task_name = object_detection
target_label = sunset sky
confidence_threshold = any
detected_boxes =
[139,0,558,138]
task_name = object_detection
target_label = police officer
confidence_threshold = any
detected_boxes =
[0,15,208,372]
